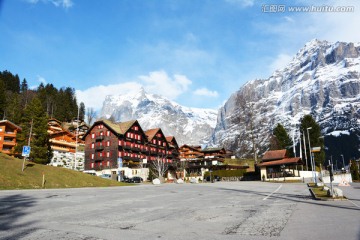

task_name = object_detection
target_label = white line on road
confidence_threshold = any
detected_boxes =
[263,184,283,200]
[348,199,360,208]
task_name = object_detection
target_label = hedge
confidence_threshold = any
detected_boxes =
[203,169,247,178]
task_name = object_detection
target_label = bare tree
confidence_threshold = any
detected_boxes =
[150,157,169,182]
[232,85,266,163]
[86,107,97,126]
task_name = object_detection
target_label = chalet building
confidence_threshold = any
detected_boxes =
[83,119,180,180]
[179,145,203,160]
[145,128,181,181]
[165,136,180,162]
[144,128,169,161]
[63,118,90,140]
[48,119,85,170]
[166,136,181,179]
[258,149,303,181]
[0,120,21,156]
[179,145,247,180]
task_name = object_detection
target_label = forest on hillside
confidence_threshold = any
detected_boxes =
[0,70,86,163]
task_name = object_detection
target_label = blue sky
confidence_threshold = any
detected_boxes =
[1,0,359,110]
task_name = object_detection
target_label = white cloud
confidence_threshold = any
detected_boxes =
[193,88,219,97]
[26,0,74,9]
[76,82,142,110]
[269,53,293,73]
[76,70,192,110]
[139,70,192,99]
[37,75,47,85]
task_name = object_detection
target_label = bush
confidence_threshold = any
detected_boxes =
[350,160,360,181]
[204,169,247,179]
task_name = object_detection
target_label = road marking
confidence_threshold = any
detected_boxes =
[263,184,282,200]
[348,200,360,208]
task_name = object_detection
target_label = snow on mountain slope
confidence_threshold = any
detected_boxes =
[100,87,217,145]
[211,39,360,156]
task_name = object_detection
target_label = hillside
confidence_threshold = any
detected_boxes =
[0,153,128,190]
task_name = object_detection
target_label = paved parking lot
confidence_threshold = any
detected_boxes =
[1,182,359,240]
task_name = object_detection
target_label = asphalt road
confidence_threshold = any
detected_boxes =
[0,182,359,240]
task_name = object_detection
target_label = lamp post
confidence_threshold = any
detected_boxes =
[341,154,345,172]
[307,127,316,184]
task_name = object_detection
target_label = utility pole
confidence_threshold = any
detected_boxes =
[303,131,308,171]
[341,154,345,171]
[22,119,33,172]
[74,106,80,170]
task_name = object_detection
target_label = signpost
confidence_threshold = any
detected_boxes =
[21,146,31,172]
[117,157,123,182]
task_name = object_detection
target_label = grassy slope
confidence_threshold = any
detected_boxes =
[0,153,128,190]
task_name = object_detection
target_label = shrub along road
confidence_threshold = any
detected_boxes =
[0,182,359,240]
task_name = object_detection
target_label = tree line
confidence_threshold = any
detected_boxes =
[0,70,87,164]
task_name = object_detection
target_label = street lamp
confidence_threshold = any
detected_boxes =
[307,127,317,184]
[341,154,345,172]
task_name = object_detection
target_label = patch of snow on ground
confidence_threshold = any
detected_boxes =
[326,130,350,137]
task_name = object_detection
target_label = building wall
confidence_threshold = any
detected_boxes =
[0,122,19,155]
[84,123,118,171]
[49,151,85,171]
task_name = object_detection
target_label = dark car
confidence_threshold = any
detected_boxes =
[129,176,143,183]
[121,176,131,183]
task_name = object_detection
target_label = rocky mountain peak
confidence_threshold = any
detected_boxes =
[211,39,360,158]
[100,88,217,145]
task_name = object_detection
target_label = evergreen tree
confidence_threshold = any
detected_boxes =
[5,92,22,124]
[79,102,85,121]
[350,160,359,181]
[17,97,51,164]
[37,83,58,117]
[300,114,325,166]
[56,87,78,121]
[20,78,28,93]
[0,79,6,119]
[273,123,293,156]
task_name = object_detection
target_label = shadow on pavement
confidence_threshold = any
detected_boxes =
[0,194,37,239]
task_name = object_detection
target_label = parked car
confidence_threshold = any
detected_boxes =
[100,174,111,179]
[121,176,131,183]
[129,176,143,183]
[84,172,96,176]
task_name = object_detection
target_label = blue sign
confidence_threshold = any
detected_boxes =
[118,157,123,168]
[22,146,31,157]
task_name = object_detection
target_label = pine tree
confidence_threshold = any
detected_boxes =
[0,79,6,119]
[350,160,359,180]
[273,123,293,156]
[79,102,85,121]
[18,97,51,164]
[300,115,325,166]
[5,92,22,124]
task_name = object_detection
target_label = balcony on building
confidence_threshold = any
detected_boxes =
[96,135,104,141]
[95,145,104,151]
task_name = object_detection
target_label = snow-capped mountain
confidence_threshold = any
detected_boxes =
[211,39,360,158]
[100,87,217,145]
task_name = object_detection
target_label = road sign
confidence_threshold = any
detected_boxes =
[311,147,321,152]
[118,157,123,168]
[22,146,31,157]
